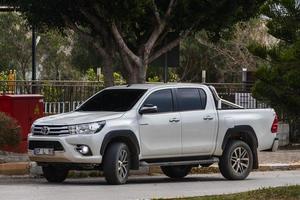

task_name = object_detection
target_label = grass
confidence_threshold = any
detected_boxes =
[165,185,300,200]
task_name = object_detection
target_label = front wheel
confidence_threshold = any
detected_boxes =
[42,165,69,183]
[219,140,253,180]
[103,142,130,185]
[161,165,192,179]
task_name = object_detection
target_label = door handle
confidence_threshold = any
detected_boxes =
[203,115,214,120]
[169,118,180,123]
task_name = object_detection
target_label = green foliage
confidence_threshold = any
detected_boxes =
[252,0,300,120]
[85,68,97,81]
[113,72,124,84]
[169,185,300,200]
[0,12,32,80]
[0,12,83,81]
[148,75,160,82]
[0,71,8,92]
[169,70,179,82]
[178,34,222,82]
[38,29,81,80]
[85,68,124,84]
[247,43,268,59]
[41,82,64,102]
[3,0,266,83]
[71,34,103,73]
[177,22,264,83]
[0,112,21,148]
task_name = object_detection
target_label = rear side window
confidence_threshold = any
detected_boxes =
[142,89,173,113]
[177,88,206,111]
[198,89,207,109]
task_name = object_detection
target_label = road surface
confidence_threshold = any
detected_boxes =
[0,170,300,200]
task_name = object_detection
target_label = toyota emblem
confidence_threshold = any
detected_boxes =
[41,126,50,135]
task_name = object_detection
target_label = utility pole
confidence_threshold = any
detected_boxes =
[164,52,168,83]
[32,25,36,93]
[32,26,36,81]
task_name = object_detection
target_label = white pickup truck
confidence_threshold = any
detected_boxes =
[28,83,278,184]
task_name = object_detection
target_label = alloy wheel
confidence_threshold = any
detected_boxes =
[230,146,249,174]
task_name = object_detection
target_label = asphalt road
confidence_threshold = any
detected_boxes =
[0,170,300,200]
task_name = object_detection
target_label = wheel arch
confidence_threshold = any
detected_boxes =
[222,125,259,169]
[100,130,140,170]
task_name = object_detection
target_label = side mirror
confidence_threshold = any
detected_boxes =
[139,105,158,114]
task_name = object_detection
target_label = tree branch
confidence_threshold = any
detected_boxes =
[149,37,180,63]
[79,8,108,39]
[143,0,177,60]
[111,22,142,66]
[152,0,161,24]
[119,49,134,74]
[62,15,92,41]
[165,0,176,19]
[62,15,107,58]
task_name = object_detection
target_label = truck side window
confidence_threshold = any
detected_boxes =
[143,89,173,113]
[177,88,205,111]
[198,88,207,109]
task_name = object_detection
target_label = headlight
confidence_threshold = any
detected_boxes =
[69,121,106,135]
[30,124,35,133]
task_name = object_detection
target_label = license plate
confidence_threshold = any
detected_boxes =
[34,148,54,155]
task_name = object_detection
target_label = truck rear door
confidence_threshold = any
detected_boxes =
[177,87,218,155]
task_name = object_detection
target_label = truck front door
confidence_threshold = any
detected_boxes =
[138,89,181,158]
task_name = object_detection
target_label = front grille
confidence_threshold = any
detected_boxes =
[33,125,69,136]
[28,141,64,151]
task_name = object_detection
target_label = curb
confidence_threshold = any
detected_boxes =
[0,162,300,177]
[0,162,30,175]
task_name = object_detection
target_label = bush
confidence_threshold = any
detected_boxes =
[0,112,21,148]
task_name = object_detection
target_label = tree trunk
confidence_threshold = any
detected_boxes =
[138,62,147,83]
[102,56,114,87]
[93,42,114,87]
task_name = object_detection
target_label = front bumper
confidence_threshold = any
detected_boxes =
[28,134,103,164]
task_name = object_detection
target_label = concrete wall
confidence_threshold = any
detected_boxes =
[277,122,289,146]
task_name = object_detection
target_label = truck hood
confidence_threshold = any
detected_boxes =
[34,111,125,125]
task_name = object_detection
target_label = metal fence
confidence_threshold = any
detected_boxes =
[0,80,268,114]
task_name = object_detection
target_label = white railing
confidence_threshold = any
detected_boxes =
[44,101,82,114]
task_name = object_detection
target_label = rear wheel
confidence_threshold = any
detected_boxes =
[103,142,130,185]
[42,165,69,183]
[219,140,253,180]
[161,165,192,179]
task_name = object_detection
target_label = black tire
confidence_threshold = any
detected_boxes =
[161,165,192,179]
[103,142,130,185]
[219,140,253,180]
[42,165,69,183]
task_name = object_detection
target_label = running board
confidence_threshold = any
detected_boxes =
[140,157,219,167]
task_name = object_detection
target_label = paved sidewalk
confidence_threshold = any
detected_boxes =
[258,150,300,164]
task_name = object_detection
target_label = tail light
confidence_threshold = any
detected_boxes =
[271,114,279,133]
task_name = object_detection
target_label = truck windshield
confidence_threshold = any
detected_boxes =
[77,89,147,112]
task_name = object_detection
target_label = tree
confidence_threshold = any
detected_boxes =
[38,29,81,80]
[71,34,103,74]
[250,0,300,140]
[177,19,274,83]
[5,0,265,85]
[0,12,32,80]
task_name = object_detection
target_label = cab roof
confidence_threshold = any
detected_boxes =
[107,83,207,90]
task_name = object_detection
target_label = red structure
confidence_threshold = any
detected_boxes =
[0,95,44,153]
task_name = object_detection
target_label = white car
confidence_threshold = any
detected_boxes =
[28,83,278,184]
